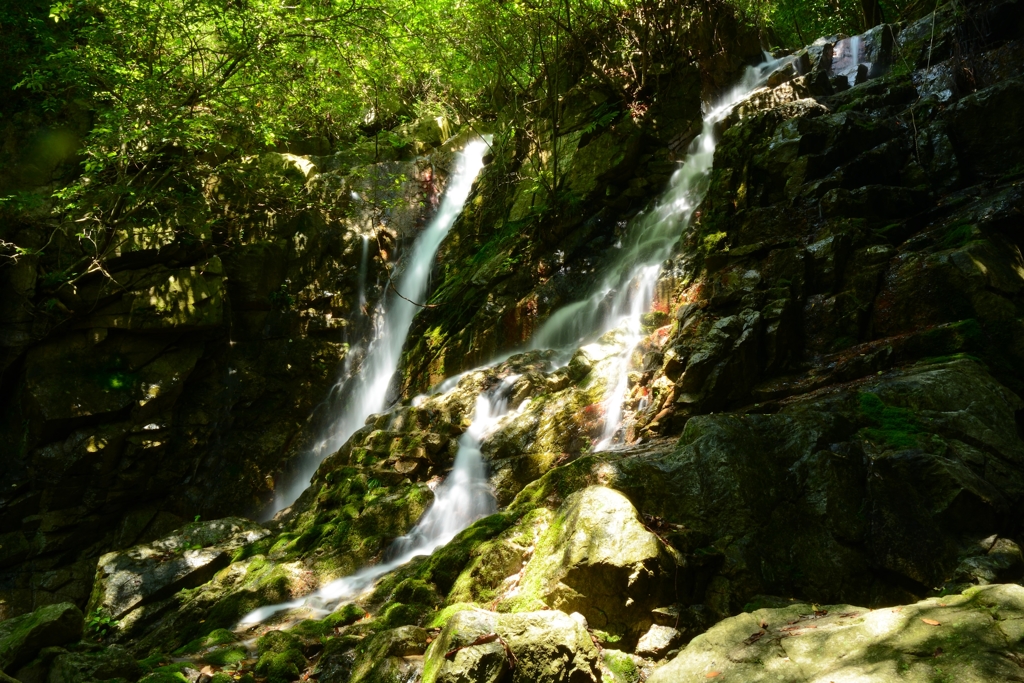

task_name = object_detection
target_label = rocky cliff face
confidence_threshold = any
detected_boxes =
[2,0,1024,682]
[0,136,462,618]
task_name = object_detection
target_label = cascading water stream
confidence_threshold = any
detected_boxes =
[269,139,490,515]
[357,234,370,312]
[531,58,790,449]
[244,59,792,626]
[240,377,516,626]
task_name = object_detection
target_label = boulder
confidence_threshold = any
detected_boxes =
[634,624,681,659]
[422,609,600,683]
[948,78,1024,174]
[47,646,143,683]
[345,626,428,683]
[255,630,306,683]
[612,358,1024,615]
[0,603,83,672]
[649,584,1024,683]
[87,518,269,620]
[503,486,681,641]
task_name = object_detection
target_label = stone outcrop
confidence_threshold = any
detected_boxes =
[422,609,601,683]
[0,136,457,617]
[500,487,681,643]
[87,518,269,621]
[2,0,1024,681]
[649,584,1024,683]
[0,602,82,673]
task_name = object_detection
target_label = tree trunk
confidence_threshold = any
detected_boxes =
[861,0,882,29]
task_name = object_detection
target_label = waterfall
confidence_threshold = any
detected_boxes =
[239,377,514,626]
[357,234,370,312]
[532,58,789,449]
[243,59,793,626]
[268,139,490,515]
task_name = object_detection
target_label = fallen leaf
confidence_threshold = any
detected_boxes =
[200,667,215,676]
[759,619,768,629]
[706,673,721,679]
[743,630,766,645]
[921,618,941,626]
[891,607,903,613]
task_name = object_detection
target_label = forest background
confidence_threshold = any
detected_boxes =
[1,0,922,279]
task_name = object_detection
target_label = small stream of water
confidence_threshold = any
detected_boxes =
[532,58,789,449]
[269,139,489,516]
[241,377,514,626]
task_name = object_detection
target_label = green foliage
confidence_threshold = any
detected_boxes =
[728,0,917,50]
[581,102,620,135]
[86,610,119,638]
[269,283,296,310]
[858,392,922,449]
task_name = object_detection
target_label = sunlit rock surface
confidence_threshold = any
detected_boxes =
[649,584,1024,683]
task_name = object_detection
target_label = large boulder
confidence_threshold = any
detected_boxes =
[649,584,1024,683]
[422,609,600,683]
[343,625,428,683]
[86,518,269,620]
[0,603,83,672]
[502,486,681,642]
[611,358,1024,616]
[46,646,142,683]
[948,78,1024,175]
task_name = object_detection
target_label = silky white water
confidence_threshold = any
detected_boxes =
[532,58,790,449]
[239,377,515,626]
[269,139,489,515]
[245,60,790,625]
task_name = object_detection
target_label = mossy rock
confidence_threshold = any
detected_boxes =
[347,626,428,683]
[174,628,239,656]
[601,649,642,683]
[650,584,1024,682]
[0,602,84,671]
[289,604,366,639]
[201,646,247,667]
[255,631,306,683]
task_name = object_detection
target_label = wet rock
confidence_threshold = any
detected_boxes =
[422,609,600,683]
[87,518,269,621]
[0,603,83,672]
[649,584,1024,683]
